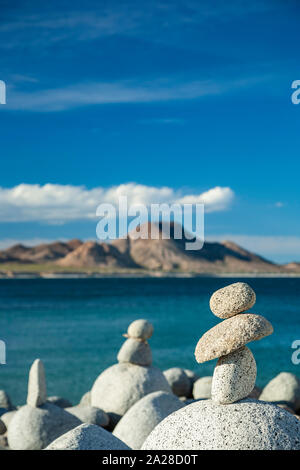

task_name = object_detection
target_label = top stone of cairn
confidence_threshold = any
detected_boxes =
[26,358,47,407]
[126,319,154,341]
[209,282,256,319]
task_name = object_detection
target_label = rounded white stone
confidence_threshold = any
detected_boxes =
[7,403,81,450]
[142,399,300,450]
[163,368,191,397]
[113,391,184,449]
[91,363,171,427]
[193,376,212,399]
[65,405,109,428]
[212,346,257,404]
[210,282,256,319]
[117,338,152,366]
[260,372,300,411]
[46,423,130,450]
[127,319,153,340]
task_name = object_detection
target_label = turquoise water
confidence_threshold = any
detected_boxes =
[0,277,299,406]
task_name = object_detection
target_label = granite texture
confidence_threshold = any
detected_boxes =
[209,282,256,319]
[195,314,273,363]
[46,423,130,450]
[211,346,256,404]
[142,398,300,450]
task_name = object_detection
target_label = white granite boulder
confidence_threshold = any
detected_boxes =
[163,368,191,397]
[45,423,130,450]
[142,398,300,450]
[209,282,256,319]
[212,346,256,404]
[7,403,81,450]
[65,405,109,427]
[91,363,171,427]
[193,376,212,399]
[113,391,184,449]
[260,372,300,411]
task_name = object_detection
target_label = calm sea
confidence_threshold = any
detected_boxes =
[0,277,299,405]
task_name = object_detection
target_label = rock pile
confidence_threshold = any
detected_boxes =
[91,320,171,428]
[195,282,272,404]
[142,282,300,450]
[7,359,81,450]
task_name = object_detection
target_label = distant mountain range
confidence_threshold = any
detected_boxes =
[0,223,299,274]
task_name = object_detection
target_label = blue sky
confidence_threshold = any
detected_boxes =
[0,0,300,262]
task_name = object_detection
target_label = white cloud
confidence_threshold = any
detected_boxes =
[0,183,234,223]
[177,187,234,212]
[3,76,265,112]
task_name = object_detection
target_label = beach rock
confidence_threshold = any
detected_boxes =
[127,319,153,340]
[27,359,47,407]
[91,363,171,427]
[65,405,109,427]
[163,368,191,397]
[211,346,256,404]
[142,398,300,450]
[193,376,212,399]
[260,372,300,411]
[0,390,14,411]
[117,338,152,366]
[1,410,17,429]
[7,403,81,450]
[47,396,72,408]
[113,391,184,450]
[45,423,130,450]
[209,282,256,319]
[79,391,91,406]
[195,314,273,363]
[0,419,6,435]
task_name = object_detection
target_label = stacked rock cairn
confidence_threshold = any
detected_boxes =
[117,319,154,366]
[195,282,274,404]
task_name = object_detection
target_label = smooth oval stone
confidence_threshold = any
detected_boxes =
[212,346,257,404]
[65,405,109,428]
[91,363,171,428]
[127,319,153,340]
[259,372,300,411]
[193,377,212,399]
[195,314,273,363]
[163,368,191,397]
[210,282,256,319]
[117,338,152,366]
[8,403,81,450]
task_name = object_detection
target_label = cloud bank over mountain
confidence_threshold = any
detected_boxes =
[0,183,234,223]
